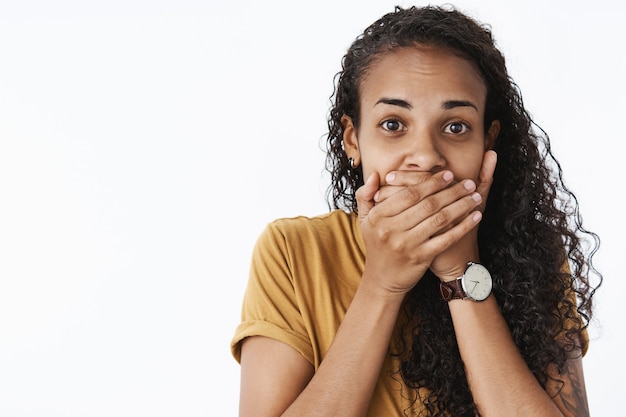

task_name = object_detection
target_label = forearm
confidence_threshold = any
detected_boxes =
[283,277,405,417]
[449,295,564,416]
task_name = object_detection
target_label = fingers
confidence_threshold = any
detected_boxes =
[373,170,455,213]
[384,170,434,186]
[401,180,482,236]
[372,171,476,223]
[417,208,482,260]
[418,187,482,235]
[356,172,380,219]
[476,150,497,212]
[358,165,485,247]
[375,151,498,210]
[374,170,435,203]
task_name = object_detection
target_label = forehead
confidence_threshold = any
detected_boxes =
[359,46,488,108]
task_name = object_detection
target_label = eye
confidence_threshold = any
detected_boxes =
[444,121,470,135]
[380,119,406,132]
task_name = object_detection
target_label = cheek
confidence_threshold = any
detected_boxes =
[465,160,484,182]
[447,148,485,181]
[360,153,403,186]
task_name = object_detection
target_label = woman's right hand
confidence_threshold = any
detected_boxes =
[355,170,483,295]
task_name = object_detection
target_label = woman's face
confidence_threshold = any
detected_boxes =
[343,45,499,185]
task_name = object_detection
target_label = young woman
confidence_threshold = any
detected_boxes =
[231,5,601,416]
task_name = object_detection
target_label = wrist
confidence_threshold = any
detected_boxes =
[431,232,480,282]
[359,270,414,300]
[434,260,479,283]
[439,262,493,302]
[437,268,466,283]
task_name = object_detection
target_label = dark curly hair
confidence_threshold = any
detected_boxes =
[324,5,602,416]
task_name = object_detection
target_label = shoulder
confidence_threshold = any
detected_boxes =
[269,209,354,231]
[262,210,358,245]
[253,209,364,276]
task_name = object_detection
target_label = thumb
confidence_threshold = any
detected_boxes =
[355,173,380,220]
[476,150,497,212]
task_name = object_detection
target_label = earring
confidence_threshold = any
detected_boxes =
[348,157,356,169]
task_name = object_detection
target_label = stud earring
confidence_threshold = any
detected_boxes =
[348,157,356,169]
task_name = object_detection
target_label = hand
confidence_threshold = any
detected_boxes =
[356,169,484,295]
[430,150,498,281]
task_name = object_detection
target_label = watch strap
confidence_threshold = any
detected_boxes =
[439,278,466,301]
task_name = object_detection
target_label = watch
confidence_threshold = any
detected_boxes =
[439,262,492,302]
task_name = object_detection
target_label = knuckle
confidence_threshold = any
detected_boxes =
[431,211,449,228]
[389,237,404,252]
[403,185,422,202]
[421,196,440,214]
[415,172,434,184]
[370,219,391,241]
[377,226,392,242]
[453,183,469,198]
[367,210,381,226]
[439,234,456,250]
[465,195,480,210]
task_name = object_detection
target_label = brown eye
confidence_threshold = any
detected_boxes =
[381,119,404,131]
[445,121,469,134]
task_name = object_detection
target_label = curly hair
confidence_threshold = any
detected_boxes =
[324,5,602,416]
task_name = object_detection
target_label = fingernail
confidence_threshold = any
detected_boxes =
[472,212,482,222]
[443,171,453,182]
[471,193,482,203]
[386,173,395,183]
[373,191,380,202]
[464,180,475,191]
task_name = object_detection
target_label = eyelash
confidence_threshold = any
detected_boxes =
[379,118,406,132]
[379,119,471,135]
[444,121,471,135]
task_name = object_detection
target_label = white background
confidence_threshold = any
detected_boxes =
[0,0,622,415]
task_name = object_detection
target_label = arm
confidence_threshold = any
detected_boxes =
[281,279,405,417]
[447,295,588,416]
[239,337,314,417]
[432,151,589,416]
[547,353,589,416]
[239,282,404,417]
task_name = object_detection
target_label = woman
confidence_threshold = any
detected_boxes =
[231,5,601,416]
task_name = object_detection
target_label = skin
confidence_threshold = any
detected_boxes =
[239,46,589,417]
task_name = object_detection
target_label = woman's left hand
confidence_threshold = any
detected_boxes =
[374,150,497,282]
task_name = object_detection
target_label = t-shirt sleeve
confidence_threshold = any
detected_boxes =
[230,222,313,364]
[566,286,590,357]
[560,261,590,356]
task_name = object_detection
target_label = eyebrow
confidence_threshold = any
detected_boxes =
[442,100,478,111]
[375,98,412,109]
[375,97,479,112]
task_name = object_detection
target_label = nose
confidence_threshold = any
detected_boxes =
[403,129,445,172]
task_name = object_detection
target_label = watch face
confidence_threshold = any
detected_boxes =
[461,263,492,301]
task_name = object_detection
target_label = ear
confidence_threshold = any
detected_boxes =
[485,119,500,151]
[341,115,360,165]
